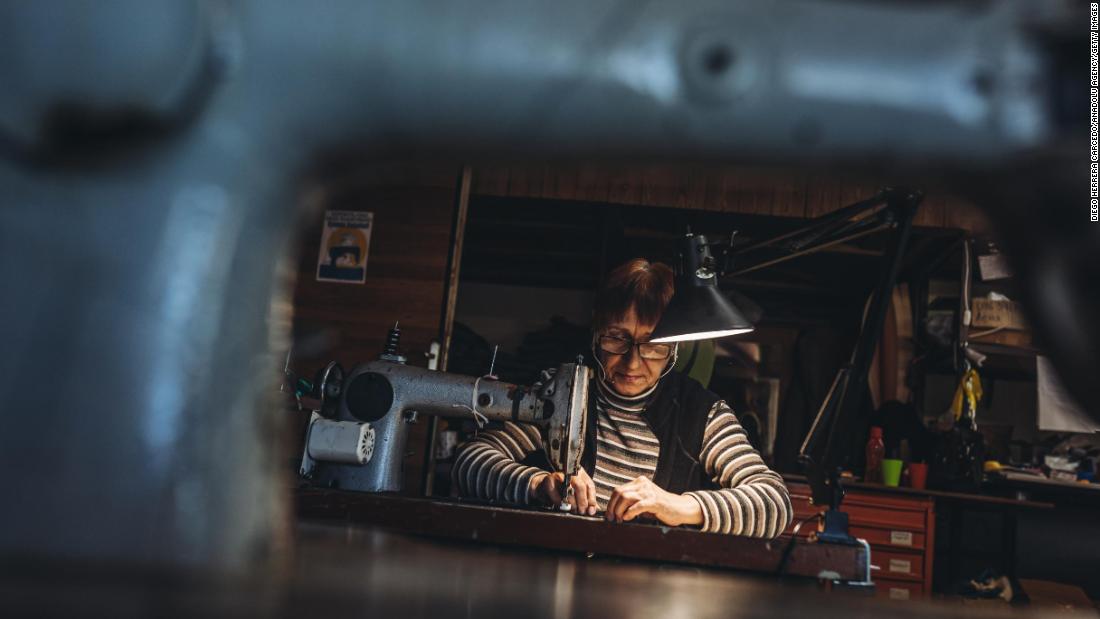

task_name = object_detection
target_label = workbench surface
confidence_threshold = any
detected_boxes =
[295,490,866,581]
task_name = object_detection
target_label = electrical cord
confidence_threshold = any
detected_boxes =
[775,510,825,576]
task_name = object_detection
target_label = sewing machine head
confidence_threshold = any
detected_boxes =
[540,362,590,482]
[299,341,591,495]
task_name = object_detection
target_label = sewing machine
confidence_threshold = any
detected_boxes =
[298,326,590,499]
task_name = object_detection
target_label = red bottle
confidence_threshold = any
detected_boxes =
[865,426,885,484]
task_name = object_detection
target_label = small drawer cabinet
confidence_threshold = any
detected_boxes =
[785,481,935,601]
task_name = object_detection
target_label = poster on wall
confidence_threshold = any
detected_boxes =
[316,210,373,284]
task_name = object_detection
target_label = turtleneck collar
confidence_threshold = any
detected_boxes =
[595,375,660,413]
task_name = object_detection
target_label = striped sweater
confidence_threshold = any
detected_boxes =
[453,375,793,538]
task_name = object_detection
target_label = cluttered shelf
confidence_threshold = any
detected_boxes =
[780,473,1053,510]
[779,472,1059,600]
[983,470,1100,507]
[924,342,1039,381]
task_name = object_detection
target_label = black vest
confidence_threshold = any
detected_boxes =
[581,370,721,494]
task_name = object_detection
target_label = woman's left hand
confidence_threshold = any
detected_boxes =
[605,476,703,527]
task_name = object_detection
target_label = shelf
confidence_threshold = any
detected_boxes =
[924,342,1038,381]
[969,342,1038,359]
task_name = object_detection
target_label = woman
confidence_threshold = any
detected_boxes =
[453,259,792,538]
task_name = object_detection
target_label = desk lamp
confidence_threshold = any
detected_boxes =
[650,231,755,343]
[651,189,924,555]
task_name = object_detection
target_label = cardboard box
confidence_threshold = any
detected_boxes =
[971,298,1029,331]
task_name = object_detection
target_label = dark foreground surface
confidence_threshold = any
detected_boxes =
[2,514,1097,618]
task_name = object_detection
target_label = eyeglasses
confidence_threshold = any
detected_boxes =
[597,335,673,360]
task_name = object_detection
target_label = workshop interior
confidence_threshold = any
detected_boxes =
[1,0,1098,616]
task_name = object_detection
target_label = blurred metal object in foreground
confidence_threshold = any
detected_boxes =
[0,0,1090,576]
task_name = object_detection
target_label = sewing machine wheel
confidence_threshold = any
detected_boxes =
[316,361,344,418]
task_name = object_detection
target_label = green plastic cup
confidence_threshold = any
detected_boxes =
[882,459,904,487]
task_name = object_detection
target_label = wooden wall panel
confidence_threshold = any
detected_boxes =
[805,174,844,218]
[291,167,461,496]
[700,170,727,213]
[471,163,986,233]
[641,165,708,210]
[943,195,991,234]
[715,167,767,214]
[506,164,545,198]
[839,177,876,216]
[474,166,510,196]
[913,193,947,228]
[544,164,580,201]
[767,169,808,218]
[575,164,611,203]
[606,165,642,205]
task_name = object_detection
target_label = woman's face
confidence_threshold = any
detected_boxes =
[597,307,673,397]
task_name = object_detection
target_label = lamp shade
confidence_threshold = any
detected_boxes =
[650,280,754,343]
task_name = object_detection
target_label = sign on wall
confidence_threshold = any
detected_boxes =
[316,210,373,284]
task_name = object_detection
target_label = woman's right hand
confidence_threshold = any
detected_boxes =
[528,468,599,516]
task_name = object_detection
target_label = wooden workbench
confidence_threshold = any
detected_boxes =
[296,489,868,582]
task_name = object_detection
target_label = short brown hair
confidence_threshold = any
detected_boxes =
[592,259,674,332]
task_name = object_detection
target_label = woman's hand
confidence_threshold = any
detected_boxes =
[528,468,599,516]
[605,476,703,527]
